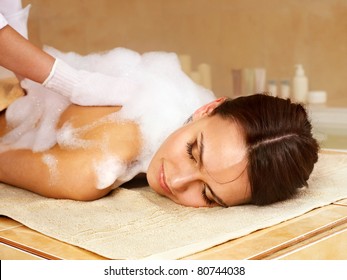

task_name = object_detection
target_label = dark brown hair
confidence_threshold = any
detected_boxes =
[212,94,319,205]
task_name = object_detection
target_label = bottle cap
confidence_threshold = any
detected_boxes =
[295,64,305,76]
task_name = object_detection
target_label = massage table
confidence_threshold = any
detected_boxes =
[1,196,347,260]
[1,79,346,260]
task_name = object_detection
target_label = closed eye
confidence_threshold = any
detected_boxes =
[186,141,196,162]
[202,186,214,205]
[187,141,214,206]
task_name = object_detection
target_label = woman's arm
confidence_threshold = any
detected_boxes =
[0,105,142,200]
[0,107,104,200]
[0,25,55,83]
[1,4,135,107]
[0,146,110,200]
[0,23,133,107]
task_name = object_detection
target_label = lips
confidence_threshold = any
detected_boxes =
[159,162,172,195]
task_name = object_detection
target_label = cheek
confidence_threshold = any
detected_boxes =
[156,128,187,159]
[174,192,204,207]
[147,129,184,180]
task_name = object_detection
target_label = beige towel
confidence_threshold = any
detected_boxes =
[0,152,347,259]
[0,78,25,112]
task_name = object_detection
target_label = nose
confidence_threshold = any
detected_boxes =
[169,164,201,193]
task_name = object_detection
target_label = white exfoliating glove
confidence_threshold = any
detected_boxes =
[43,58,138,106]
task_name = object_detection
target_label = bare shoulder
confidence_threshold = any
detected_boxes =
[57,104,142,162]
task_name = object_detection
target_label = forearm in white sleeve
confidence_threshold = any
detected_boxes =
[0,13,8,30]
[43,58,137,106]
[0,0,22,15]
[0,0,30,38]
[4,5,30,39]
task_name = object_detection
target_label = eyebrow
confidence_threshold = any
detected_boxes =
[198,133,229,208]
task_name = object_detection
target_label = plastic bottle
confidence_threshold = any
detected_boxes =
[267,80,277,97]
[293,64,308,103]
[280,80,291,99]
[254,68,266,93]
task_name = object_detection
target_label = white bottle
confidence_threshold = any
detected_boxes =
[267,80,277,96]
[280,80,291,99]
[293,64,308,103]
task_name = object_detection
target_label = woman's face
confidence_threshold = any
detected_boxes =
[147,103,251,207]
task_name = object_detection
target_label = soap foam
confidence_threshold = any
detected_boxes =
[57,122,96,150]
[93,156,127,190]
[42,153,59,187]
[2,80,70,152]
[1,47,215,188]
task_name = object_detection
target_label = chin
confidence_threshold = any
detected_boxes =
[146,171,159,193]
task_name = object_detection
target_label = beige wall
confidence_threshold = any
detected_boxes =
[23,0,347,106]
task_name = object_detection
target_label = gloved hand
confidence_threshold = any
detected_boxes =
[3,80,70,152]
[43,58,138,106]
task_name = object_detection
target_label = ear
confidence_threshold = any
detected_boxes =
[192,97,227,120]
